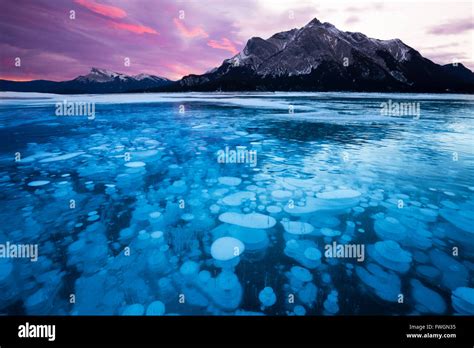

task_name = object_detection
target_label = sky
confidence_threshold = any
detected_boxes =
[0,0,473,81]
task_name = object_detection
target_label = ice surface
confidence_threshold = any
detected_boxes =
[1,92,473,316]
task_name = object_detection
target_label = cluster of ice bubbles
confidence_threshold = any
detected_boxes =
[0,125,473,316]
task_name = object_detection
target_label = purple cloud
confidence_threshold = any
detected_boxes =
[345,16,360,25]
[428,18,474,35]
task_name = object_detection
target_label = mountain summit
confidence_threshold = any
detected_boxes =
[177,17,474,93]
[0,68,172,94]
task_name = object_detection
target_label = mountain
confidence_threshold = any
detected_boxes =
[0,68,173,94]
[175,18,474,93]
[2,18,473,94]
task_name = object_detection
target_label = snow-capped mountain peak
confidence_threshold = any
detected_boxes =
[76,67,130,83]
[178,17,474,93]
[132,73,170,82]
[74,68,171,85]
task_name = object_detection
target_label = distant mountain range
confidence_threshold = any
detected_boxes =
[2,18,474,94]
[0,67,172,94]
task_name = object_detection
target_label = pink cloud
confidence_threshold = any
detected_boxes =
[110,21,158,35]
[74,0,127,19]
[164,63,194,79]
[428,18,473,35]
[173,18,208,38]
[207,38,239,55]
[345,16,359,24]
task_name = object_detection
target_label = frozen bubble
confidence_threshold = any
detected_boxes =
[87,215,100,222]
[229,227,269,251]
[39,152,84,163]
[258,287,276,307]
[266,205,282,214]
[211,237,245,261]
[281,220,314,235]
[25,288,49,314]
[271,190,292,201]
[0,260,13,283]
[419,208,438,222]
[440,206,474,235]
[298,282,318,306]
[284,239,321,269]
[218,176,242,186]
[180,260,200,277]
[209,204,221,214]
[452,287,474,314]
[317,189,361,200]
[122,304,145,316]
[374,217,407,241]
[323,290,339,315]
[282,177,315,189]
[284,197,319,215]
[198,270,211,284]
[27,180,50,187]
[124,161,146,168]
[218,212,276,229]
[294,305,306,316]
[181,213,195,222]
[169,180,187,194]
[216,271,239,291]
[290,266,313,282]
[146,301,165,316]
[310,214,340,228]
[369,240,412,273]
[429,249,468,290]
[304,248,321,262]
[222,191,256,206]
[356,263,401,302]
[411,279,446,314]
[416,265,440,280]
[320,228,341,237]
[133,149,159,158]
[150,231,164,239]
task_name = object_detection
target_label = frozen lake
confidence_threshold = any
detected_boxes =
[0,92,473,315]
